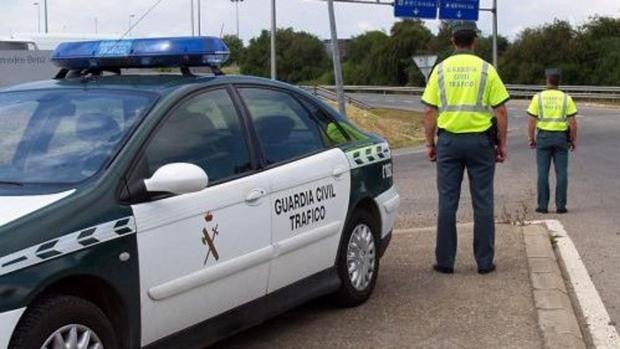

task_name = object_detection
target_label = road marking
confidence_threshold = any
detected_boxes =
[533,219,620,348]
[394,223,474,234]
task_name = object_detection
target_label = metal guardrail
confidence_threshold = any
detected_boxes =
[304,85,373,109]
[315,85,620,100]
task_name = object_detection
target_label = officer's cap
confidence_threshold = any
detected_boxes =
[545,68,562,78]
[450,21,479,37]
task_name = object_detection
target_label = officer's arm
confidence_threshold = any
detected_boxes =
[424,106,438,147]
[569,117,578,147]
[494,104,508,147]
[528,117,537,145]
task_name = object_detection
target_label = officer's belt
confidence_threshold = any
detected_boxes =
[438,127,492,136]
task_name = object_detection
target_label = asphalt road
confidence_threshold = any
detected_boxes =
[352,93,620,331]
[214,225,542,349]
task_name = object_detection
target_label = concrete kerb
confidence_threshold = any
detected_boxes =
[531,220,620,349]
[523,223,586,349]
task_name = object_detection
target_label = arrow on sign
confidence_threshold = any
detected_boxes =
[457,11,462,18]
[414,8,419,15]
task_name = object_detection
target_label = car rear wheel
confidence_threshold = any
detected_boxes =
[9,295,117,349]
[332,209,380,307]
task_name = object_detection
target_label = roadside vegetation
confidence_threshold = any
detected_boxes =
[223,16,620,86]
[327,102,425,149]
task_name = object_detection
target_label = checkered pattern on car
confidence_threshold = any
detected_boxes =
[0,217,135,277]
[346,142,391,169]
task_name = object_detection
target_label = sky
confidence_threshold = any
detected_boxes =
[0,0,618,42]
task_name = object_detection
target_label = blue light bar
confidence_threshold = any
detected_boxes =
[51,37,230,70]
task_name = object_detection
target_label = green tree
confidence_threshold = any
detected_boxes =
[575,17,620,85]
[500,20,579,84]
[222,34,244,66]
[240,28,328,83]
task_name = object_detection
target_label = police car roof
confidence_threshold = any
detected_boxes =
[0,74,296,95]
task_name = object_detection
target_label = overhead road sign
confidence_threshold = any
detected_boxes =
[394,0,438,19]
[439,0,480,21]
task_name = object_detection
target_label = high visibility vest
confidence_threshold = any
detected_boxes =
[534,90,571,131]
[436,54,509,133]
[422,54,509,133]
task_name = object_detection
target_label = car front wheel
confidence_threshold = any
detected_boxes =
[9,295,117,349]
[332,210,380,307]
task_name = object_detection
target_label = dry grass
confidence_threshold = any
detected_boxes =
[329,102,425,149]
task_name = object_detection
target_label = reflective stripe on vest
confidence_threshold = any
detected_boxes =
[437,61,492,114]
[537,92,568,123]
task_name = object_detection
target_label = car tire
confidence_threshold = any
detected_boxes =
[9,295,117,349]
[332,209,380,307]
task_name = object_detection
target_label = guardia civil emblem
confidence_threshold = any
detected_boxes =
[201,212,220,265]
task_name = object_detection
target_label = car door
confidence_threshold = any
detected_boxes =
[130,88,272,346]
[237,87,351,293]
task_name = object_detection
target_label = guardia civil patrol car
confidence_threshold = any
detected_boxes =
[0,37,399,348]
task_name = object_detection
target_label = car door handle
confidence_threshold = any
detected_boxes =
[246,188,266,204]
[332,167,348,178]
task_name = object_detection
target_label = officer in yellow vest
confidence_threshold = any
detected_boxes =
[422,21,510,275]
[527,68,578,214]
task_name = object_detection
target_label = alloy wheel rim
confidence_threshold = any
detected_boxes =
[42,324,104,349]
[347,223,376,291]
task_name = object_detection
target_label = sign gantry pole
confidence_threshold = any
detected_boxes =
[327,0,346,116]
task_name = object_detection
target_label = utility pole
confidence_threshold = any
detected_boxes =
[33,2,41,33]
[327,0,346,116]
[94,17,98,34]
[43,0,48,33]
[270,0,277,80]
[191,0,195,36]
[197,0,202,36]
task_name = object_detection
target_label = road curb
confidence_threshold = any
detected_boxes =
[523,223,586,349]
[531,220,620,349]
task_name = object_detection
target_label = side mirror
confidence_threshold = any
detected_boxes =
[144,163,208,195]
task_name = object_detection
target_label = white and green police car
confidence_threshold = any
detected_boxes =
[0,37,399,348]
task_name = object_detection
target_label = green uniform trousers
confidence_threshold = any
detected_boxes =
[436,131,496,269]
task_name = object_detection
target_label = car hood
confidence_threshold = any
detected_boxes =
[0,190,75,227]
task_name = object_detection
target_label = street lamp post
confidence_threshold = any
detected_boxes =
[231,0,244,38]
[43,0,48,33]
[270,0,276,80]
[33,2,41,33]
[197,0,202,36]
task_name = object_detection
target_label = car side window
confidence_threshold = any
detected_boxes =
[299,98,351,146]
[238,88,324,165]
[144,89,252,183]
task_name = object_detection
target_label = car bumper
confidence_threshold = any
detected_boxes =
[0,307,25,349]
[374,185,400,240]
[377,230,392,258]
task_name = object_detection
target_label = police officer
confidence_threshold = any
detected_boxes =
[422,21,510,274]
[527,68,578,214]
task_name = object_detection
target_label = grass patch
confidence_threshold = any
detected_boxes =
[328,102,425,149]
[221,65,241,75]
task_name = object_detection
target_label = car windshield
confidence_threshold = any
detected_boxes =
[0,89,157,185]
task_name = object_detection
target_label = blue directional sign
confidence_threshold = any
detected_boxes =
[439,0,480,21]
[394,0,438,19]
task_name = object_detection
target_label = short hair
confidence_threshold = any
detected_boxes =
[547,75,561,86]
[453,31,476,47]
